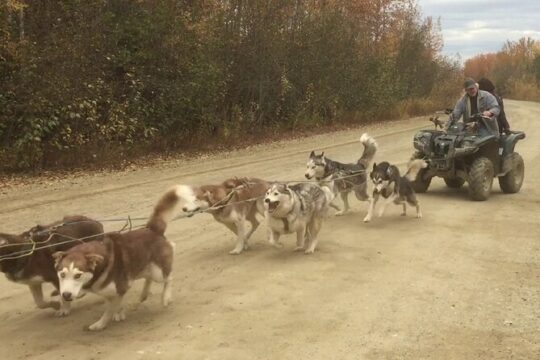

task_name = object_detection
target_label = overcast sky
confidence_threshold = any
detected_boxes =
[417,0,540,61]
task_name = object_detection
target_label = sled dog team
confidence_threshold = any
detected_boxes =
[0,133,427,330]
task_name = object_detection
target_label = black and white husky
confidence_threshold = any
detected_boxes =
[364,159,428,222]
[264,183,333,254]
[305,133,378,218]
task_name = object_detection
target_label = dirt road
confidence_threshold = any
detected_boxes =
[1,100,539,360]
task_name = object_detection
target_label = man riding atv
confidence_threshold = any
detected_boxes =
[410,77,525,201]
[447,77,500,137]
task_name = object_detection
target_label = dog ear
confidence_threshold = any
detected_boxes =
[85,254,104,271]
[27,224,44,236]
[321,151,325,157]
[284,184,294,196]
[52,251,67,268]
[30,224,44,234]
[372,162,377,171]
[386,166,398,178]
[203,190,215,204]
[309,150,315,158]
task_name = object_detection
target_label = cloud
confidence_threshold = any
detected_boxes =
[417,0,540,60]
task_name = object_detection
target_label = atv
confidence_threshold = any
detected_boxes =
[410,110,525,201]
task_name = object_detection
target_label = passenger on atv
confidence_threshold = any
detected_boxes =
[446,77,500,138]
[410,78,525,201]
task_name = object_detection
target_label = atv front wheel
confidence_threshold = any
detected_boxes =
[498,152,524,194]
[444,177,465,188]
[411,168,431,193]
[468,157,494,201]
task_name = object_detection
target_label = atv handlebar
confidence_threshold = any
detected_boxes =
[430,110,493,132]
[468,113,493,130]
[469,113,492,121]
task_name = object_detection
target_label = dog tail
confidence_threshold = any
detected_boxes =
[358,133,378,168]
[146,186,182,235]
[405,159,428,182]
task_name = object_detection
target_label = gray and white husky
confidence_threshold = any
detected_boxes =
[305,133,378,218]
[264,183,333,254]
[364,159,428,222]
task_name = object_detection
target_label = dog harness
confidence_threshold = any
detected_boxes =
[279,191,305,233]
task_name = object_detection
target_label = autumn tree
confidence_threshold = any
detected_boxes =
[465,37,540,98]
[0,0,461,172]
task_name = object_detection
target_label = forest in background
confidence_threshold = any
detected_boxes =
[1,0,466,172]
[465,37,540,101]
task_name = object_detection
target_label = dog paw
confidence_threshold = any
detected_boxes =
[363,215,371,223]
[334,211,346,216]
[162,296,172,307]
[140,293,150,303]
[416,213,422,219]
[293,246,305,252]
[270,241,283,249]
[113,309,126,322]
[401,213,407,217]
[228,248,243,255]
[304,248,315,254]
[55,308,70,317]
[48,301,61,310]
[85,322,107,331]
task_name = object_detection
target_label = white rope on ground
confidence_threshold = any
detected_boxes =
[0,186,253,260]
[0,160,417,261]
[0,124,432,215]
[0,231,122,260]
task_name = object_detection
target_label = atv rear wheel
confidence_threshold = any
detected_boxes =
[444,177,465,188]
[468,157,494,201]
[411,168,431,193]
[498,152,524,194]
